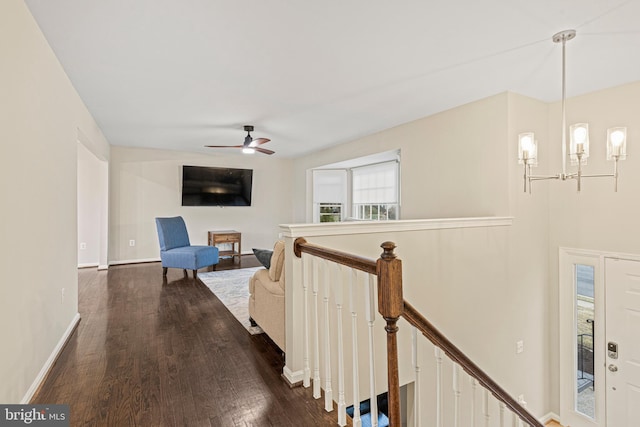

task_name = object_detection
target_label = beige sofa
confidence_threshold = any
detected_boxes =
[248,240,285,350]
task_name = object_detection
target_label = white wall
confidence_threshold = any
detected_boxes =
[109,146,294,263]
[0,0,110,403]
[77,142,103,267]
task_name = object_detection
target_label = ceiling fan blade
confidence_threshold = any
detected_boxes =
[254,147,275,155]
[204,145,243,148]
[249,138,271,147]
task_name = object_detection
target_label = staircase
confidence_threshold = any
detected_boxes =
[292,237,544,427]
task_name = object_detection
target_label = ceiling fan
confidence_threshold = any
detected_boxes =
[205,125,274,155]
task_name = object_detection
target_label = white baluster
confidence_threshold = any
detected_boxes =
[365,274,378,427]
[349,268,362,427]
[512,412,517,427]
[334,264,346,426]
[453,363,462,427]
[483,389,490,427]
[499,402,505,427]
[412,327,421,427]
[302,254,311,388]
[323,259,333,412]
[312,255,321,399]
[470,378,477,427]
[518,399,527,427]
[435,347,443,427]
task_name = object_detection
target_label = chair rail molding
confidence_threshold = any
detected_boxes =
[280,216,513,238]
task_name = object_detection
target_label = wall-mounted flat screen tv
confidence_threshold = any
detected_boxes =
[182,165,253,206]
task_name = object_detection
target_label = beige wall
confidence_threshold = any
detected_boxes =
[290,93,553,416]
[292,93,513,223]
[546,81,640,414]
[5,0,639,413]
[0,0,110,402]
[109,146,294,263]
[77,142,104,266]
[289,83,640,417]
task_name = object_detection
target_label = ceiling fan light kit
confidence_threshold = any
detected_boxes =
[518,29,628,193]
[205,125,274,155]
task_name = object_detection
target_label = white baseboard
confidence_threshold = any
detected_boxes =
[109,257,160,266]
[540,412,560,423]
[110,252,255,266]
[78,262,99,269]
[98,264,109,270]
[22,313,81,403]
[282,365,304,387]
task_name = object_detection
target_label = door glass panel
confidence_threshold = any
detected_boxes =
[575,264,595,419]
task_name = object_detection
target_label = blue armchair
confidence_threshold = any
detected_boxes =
[155,216,219,278]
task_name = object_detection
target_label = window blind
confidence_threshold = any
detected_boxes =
[312,169,347,203]
[352,161,398,204]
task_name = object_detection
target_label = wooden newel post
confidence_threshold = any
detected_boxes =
[377,241,403,427]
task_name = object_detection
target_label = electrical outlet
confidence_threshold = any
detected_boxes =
[516,340,524,354]
[80,242,86,250]
[129,240,135,247]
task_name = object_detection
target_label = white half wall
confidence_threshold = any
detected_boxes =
[288,93,552,416]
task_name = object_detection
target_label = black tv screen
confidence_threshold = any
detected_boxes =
[182,166,253,206]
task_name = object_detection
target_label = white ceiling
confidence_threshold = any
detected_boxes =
[24,0,640,158]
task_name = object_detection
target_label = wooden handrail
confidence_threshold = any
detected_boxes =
[293,237,542,427]
[402,301,544,427]
[294,237,377,274]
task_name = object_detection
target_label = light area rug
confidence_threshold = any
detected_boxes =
[198,267,264,335]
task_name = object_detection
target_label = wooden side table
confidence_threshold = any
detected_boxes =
[208,230,241,263]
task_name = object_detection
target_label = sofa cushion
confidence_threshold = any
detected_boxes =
[268,240,285,282]
[252,248,273,269]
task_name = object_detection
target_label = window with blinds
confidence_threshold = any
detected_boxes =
[351,161,399,220]
[312,170,347,222]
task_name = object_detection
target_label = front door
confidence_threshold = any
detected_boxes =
[605,257,640,426]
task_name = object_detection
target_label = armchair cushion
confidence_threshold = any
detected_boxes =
[155,216,191,250]
[159,245,218,270]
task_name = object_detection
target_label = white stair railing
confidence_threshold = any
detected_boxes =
[294,238,544,427]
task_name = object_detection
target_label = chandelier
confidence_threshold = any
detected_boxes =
[518,30,627,193]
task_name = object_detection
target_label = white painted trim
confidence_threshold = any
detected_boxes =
[559,248,604,427]
[280,216,513,238]
[109,257,160,265]
[560,246,640,263]
[540,412,560,423]
[282,365,304,386]
[98,264,109,271]
[110,251,255,267]
[78,262,99,269]
[22,313,81,403]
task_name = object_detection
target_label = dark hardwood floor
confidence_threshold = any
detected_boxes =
[32,255,339,426]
